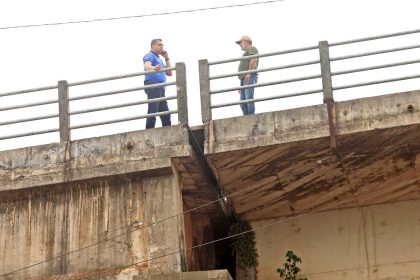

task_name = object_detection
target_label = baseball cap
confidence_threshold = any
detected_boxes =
[235,35,252,44]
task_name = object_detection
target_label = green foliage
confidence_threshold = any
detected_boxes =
[229,220,258,269]
[277,251,307,280]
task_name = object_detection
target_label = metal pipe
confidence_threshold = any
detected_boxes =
[211,89,323,108]
[70,96,177,115]
[0,99,58,112]
[0,85,57,98]
[0,114,59,126]
[210,60,320,80]
[0,128,59,141]
[68,81,176,101]
[70,110,178,130]
[209,45,319,65]
[210,74,322,94]
[332,59,420,76]
[330,44,420,61]
[330,28,420,47]
[333,74,420,91]
[68,67,176,87]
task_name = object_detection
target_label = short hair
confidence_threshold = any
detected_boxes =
[151,38,162,48]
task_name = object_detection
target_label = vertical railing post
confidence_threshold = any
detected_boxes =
[58,80,70,142]
[319,41,336,149]
[199,59,212,123]
[176,62,188,125]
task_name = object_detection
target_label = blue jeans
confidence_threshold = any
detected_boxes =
[144,82,171,129]
[240,73,258,115]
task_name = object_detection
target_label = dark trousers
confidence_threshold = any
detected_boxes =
[144,82,171,129]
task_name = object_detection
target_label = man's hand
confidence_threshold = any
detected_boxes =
[161,49,169,60]
[155,64,162,71]
[244,74,250,85]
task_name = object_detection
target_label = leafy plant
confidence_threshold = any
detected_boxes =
[229,220,258,269]
[277,251,307,280]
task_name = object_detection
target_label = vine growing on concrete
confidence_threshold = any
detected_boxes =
[229,220,259,269]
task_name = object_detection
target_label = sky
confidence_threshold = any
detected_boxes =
[0,0,419,150]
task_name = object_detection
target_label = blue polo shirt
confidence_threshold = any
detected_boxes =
[143,51,166,84]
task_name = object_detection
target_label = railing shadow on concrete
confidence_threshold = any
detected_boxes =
[0,63,188,145]
[198,28,420,139]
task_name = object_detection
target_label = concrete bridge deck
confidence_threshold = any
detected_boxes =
[203,90,420,221]
[0,89,419,279]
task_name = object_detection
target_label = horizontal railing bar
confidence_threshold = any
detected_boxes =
[70,110,178,130]
[0,99,58,112]
[210,60,320,80]
[209,45,319,65]
[330,28,420,47]
[332,59,420,76]
[69,81,176,101]
[0,85,58,98]
[333,74,420,91]
[68,67,176,87]
[210,74,322,94]
[330,44,420,61]
[70,95,177,115]
[211,88,323,109]
[0,128,59,141]
[0,114,59,126]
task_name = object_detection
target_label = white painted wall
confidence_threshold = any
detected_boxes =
[253,198,420,279]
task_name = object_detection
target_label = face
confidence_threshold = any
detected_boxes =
[239,40,248,51]
[152,40,164,54]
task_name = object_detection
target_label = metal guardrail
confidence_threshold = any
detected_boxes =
[198,46,322,123]
[1,28,420,148]
[0,63,188,142]
[198,28,420,128]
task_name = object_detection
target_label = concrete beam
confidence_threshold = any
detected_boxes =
[0,125,191,192]
[133,269,232,280]
[205,90,420,154]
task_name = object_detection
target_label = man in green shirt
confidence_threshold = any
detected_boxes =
[236,35,258,115]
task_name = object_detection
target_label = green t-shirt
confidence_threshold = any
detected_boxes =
[238,45,259,79]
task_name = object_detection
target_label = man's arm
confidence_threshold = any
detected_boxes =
[164,58,173,76]
[244,58,258,84]
[144,61,162,71]
[244,46,258,84]
[249,57,258,71]
[161,50,173,76]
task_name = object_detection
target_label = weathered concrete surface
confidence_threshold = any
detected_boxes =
[203,90,420,220]
[253,198,420,280]
[172,126,226,218]
[0,173,185,279]
[0,126,196,279]
[174,126,229,273]
[205,90,419,153]
[133,269,232,279]
[2,90,419,280]
[0,125,191,192]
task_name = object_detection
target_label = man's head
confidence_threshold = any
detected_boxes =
[235,35,252,51]
[151,39,164,54]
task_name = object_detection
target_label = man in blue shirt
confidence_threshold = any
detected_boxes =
[143,39,172,129]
